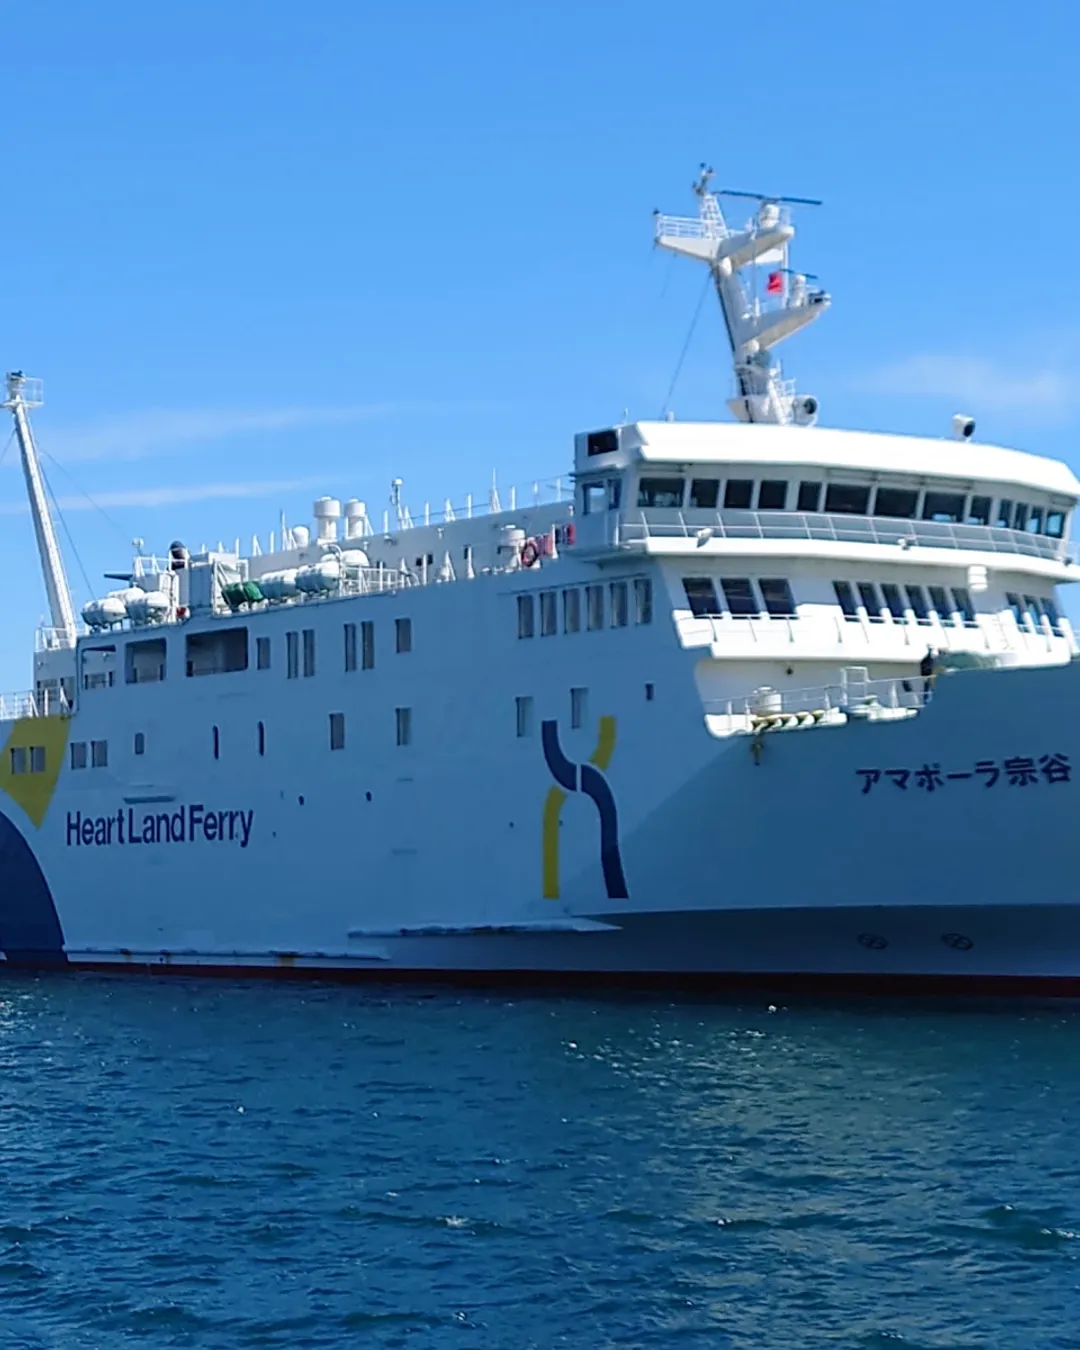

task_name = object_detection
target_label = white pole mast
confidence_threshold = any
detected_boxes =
[3,372,77,649]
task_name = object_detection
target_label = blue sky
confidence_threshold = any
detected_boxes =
[0,0,1077,687]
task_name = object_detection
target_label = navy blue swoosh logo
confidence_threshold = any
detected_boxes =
[541,721,628,900]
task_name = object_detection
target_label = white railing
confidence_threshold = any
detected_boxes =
[654,212,727,240]
[0,688,71,720]
[704,673,929,735]
[618,509,1075,564]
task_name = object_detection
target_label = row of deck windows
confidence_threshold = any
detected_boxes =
[683,577,796,619]
[635,476,1067,537]
[517,579,652,639]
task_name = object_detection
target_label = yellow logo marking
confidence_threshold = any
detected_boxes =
[0,715,70,828]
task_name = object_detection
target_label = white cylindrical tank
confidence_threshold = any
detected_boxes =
[259,569,299,601]
[339,549,370,579]
[82,597,126,629]
[126,590,171,625]
[344,499,367,540]
[313,497,342,543]
[295,557,341,593]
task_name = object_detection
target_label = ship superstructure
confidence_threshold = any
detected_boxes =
[1,172,1080,992]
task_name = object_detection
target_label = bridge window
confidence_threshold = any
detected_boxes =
[952,586,976,625]
[995,499,1014,528]
[824,484,870,515]
[634,578,653,624]
[329,712,345,751]
[723,480,753,509]
[833,580,858,618]
[582,482,606,515]
[757,480,787,510]
[689,479,719,509]
[517,595,535,639]
[186,627,248,677]
[1043,597,1063,634]
[797,481,822,512]
[880,583,906,622]
[857,582,880,617]
[563,588,581,633]
[586,584,605,630]
[637,477,684,509]
[874,486,918,518]
[928,585,952,622]
[683,577,721,617]
[540,591,558,636]
[967,495,991,525]
[1046,510,1066,538]
[759,578,796,616]
[1024,594,1042,630]
[70,742,87,770]
[609,581,629,628]
[1012,503,1029,530]
[1006,592,1026,626]
[587,429,618,456]
[923,492,965,523]
[1027,506,1044,534]
[721,578,756,617]
[906,585,930,623]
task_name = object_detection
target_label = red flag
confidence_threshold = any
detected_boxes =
[766,271,784,295]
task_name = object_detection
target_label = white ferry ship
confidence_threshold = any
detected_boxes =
[3,168,1079,993]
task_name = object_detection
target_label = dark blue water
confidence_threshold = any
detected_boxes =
[0,978,1077,1349]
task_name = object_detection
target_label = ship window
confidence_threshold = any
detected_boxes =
[645,682,655,701]
[361,620,375,669]
[395,707,412,746]
[634,578,653,625]
[9,747,25,775]
[721,578,757,617]
[587,429,618,457]
[70,742,87,770]
[582,482,606,515]
[906,584,930,622]
[329,712,345,751]
[874,486,918,519]
[517,595,535,639]
[515,696,534,738]
[1043,597,1063,633]
[571,687,588,730]
[757,480,787,510]
[563,588,581,633]
[995,499,1014,528]
[857,582,880,616]
[343,623,357,672]
[928,585,953,622]
[256,636,271,670]
[133,732,145,756]
[1046,510,1066,538]
[880,583,906,621]
[91,740,108,768]
[607,478,622,510]
[258,721,265,756]
[1027,506,1044,534]
[1006,592,1025,625]
[212,725,220,760]
[833,580,858,618]
[952,586,976,625]
[967,495,991,525]
[759,578,796,616]
[638,477,684,509]
[30,746,44,773]
[186,627,248,677]
[689,479,719,509]
[126,637,166,684]
[395,617,412,654]
[683,577,721,618]
[723,480,753,509]
[1024,595,1042,630]
[540,591,558,637]
[286,630,298,678]
[923,492,966,523]
[302,629,316,676]
[586,584,605,630]
[1013,502,1028,530]
[609,581,629,628]
[797,481,822,512]
[824,484,870,515]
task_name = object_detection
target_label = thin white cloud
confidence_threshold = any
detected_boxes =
[33,404,394,464]
[861,354,1077,414]
[0,476,325,515]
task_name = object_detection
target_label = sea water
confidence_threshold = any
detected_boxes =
[0,976,1076,1349]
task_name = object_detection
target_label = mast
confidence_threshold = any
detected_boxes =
[654,166,830,426]
[3,373,77,649]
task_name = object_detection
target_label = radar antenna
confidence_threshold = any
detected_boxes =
[654,165,830,425]
[3,373,77,648]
